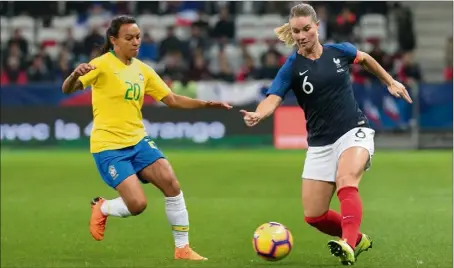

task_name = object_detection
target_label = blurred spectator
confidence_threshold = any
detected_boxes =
[83,28,104,56]
[316,5,331,43]
[138,33,158,62]
[393,3,416,53]
[211,6,235,40]
[188,25,209,52]
[7,29,29,57]
[444,36,453,81]
[256,52,280,80]
[237,55,258,81]
[161,51,188,81]
[55,49,75,82]
[61,28,82,59]
[366,41,394,81]
[397,52,422,84]
[333,7,356,42]
[208,36,242,76]
[35,45,54,74]
[260,42,283,66]
[214,50,235,82]
[158,26,187,61]
[191,10,210,36]
[27,55,52,82]
[187,50,212,81]
[1,56,28,85]
[3,43,26,70]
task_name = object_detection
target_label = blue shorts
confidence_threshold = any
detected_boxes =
[92,136,165,189]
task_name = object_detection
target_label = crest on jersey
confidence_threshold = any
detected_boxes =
[333,58,341,68]
[108,165,118,179]
[139,73,144,81]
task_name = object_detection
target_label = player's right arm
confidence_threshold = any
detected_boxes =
[62,63,97,94]
[240,53,296,127]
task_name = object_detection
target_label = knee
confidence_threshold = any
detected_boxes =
[128,198,147,216]
[161,176,181,197]
[336,173,360,189]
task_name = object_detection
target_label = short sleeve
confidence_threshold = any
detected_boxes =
[327,42,359,64]
[143,65,171,101]
[78,58,101,88]
[266,52,296,98]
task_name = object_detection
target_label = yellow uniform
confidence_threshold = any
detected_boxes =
[79,51,170,153]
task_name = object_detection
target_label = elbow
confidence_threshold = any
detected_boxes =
[162,94,179,108]
[62,86,70,95]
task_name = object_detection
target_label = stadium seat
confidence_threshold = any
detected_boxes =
[236,15,261,27]
[10,15,34,29]
[359,14,387,41]
[137,15,161,29]
[51,15,78,29]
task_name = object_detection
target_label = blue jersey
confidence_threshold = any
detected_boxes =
[267,42,369,147]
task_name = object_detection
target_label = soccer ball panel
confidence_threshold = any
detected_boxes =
[252,222,293,261]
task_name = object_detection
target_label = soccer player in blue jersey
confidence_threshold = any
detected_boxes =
[240,3,412,265]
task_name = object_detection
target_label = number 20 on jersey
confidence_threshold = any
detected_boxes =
[124,81,141,101]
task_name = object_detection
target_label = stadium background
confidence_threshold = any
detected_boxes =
[1,1,453,268]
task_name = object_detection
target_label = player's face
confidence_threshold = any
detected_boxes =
[111,23,141,58]
[289,16,318,50]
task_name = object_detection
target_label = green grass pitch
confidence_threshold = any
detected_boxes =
[1,149,452,268]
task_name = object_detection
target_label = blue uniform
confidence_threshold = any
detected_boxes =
[267,42,370,147]
[93,136,165,188]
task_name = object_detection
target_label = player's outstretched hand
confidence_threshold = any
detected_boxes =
[73,63,96,77]
[206,101,233,109]
[240,110,261,127]
[387,80,413,104]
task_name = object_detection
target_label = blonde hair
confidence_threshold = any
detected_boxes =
[274,3,319,46]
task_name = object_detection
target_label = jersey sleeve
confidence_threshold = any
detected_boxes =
[78,58,101,88]
[266,52,296,98]
[143,65,171,101]
[330,42,360,64]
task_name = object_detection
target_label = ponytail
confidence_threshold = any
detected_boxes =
[99,28,113,55]
[274,23,295,47]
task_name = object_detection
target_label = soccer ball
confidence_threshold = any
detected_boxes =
[252,222,294,261]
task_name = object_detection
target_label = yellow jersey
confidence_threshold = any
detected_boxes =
[78,52,171,153]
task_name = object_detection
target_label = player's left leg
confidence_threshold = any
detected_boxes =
[132,137,206,261]
[328,127,375,265]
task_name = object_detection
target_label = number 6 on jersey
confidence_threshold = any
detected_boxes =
[301,76,314,94]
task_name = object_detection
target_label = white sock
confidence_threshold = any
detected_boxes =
[100,197,132,217]
[165,191,189,248]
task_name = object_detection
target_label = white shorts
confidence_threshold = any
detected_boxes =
[302,127,375,182]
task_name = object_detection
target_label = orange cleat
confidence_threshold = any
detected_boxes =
[174,245,207,261]
[89,197,107,241]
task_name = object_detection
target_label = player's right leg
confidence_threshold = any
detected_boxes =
[132,137,206,261]
[301,146,362,264]
[91,150,147,241]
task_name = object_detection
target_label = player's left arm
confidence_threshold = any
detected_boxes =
[143,65,232,109]
[162,92,232,109]
[339,42,413,103]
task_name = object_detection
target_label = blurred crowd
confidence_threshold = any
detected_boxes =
[1,1,452,86]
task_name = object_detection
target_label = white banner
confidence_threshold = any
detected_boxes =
[195,80,272,105]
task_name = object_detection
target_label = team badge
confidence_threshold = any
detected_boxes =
[139,73,144,81]
[108,165,118,179]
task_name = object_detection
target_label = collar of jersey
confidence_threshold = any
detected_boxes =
[109,50,134,66]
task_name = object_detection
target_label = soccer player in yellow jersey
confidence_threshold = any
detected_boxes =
[62,16,231,261]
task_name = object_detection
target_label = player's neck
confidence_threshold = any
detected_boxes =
[110,49,133,65]
[298,42,323,60]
